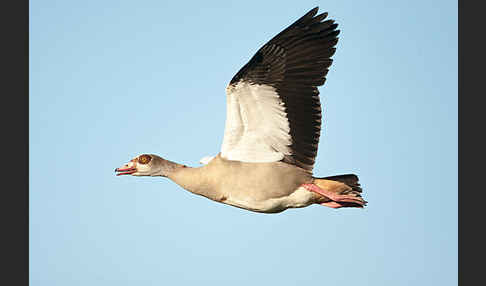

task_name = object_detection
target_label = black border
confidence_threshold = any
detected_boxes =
[2,0,29,285]
[459,1,481,285]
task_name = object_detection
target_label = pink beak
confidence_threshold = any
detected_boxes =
[115,160,137,176]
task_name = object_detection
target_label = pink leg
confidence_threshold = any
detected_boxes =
[321,201,364,209]
[321,202,345,208]
[302,183,366,206]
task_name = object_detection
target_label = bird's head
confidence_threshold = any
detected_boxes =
[115,154,171,177]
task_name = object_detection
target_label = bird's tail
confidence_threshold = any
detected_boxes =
[312,174,367,208]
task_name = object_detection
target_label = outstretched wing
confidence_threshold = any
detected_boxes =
[220,7,340,172]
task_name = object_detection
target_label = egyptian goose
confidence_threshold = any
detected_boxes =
[115,7,367,213]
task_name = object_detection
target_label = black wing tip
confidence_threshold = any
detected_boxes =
[228,7,339,87]
[308,7,319,15]
[298,7,322,24]
[307,7,337,25]
[306,7,331,19]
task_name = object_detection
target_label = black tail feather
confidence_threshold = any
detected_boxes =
[321,174,362,193]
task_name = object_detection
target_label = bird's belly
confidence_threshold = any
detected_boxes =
[201,156,315,213]
[222,186,316,213]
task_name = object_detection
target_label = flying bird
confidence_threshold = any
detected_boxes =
[115,7,367,213]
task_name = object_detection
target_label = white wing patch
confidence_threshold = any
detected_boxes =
[221,81,292,163]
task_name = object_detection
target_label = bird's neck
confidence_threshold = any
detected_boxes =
[167,164,220,201]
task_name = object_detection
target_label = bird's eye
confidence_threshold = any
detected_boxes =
[138,154,152,164]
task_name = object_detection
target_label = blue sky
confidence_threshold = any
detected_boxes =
[30,1,457,285]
